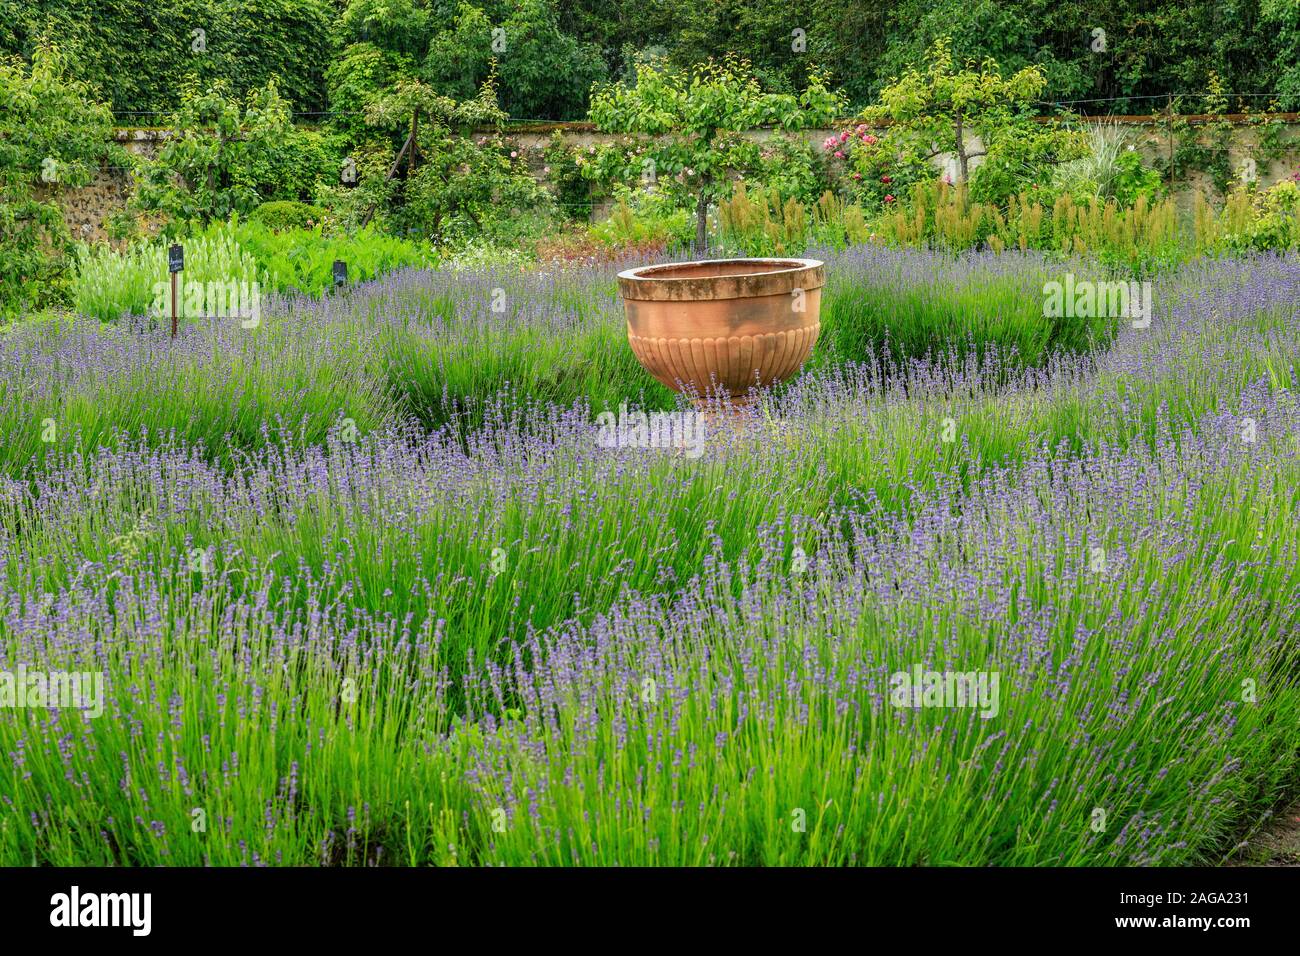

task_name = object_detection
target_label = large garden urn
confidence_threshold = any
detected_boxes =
[617,258,825,404]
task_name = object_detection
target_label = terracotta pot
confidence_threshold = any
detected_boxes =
[617,258,825,404]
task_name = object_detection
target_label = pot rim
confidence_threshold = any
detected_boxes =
[617,257,825,302]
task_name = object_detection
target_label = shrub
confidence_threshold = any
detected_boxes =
[588,187,692,249]
[133,78,333,232]
[1220,179,1300,252]
[71,219,433,321]
[325,42,409,145]
[422,0,607,121]
[587,56,844,250]
[717,183,869,255]
[250,201,327,232]
[321,73,552,244]
[824,124,934,212]
[1053,127,1163,207]
[0,43,125,316]
[543,132,594,222]
[229,220,432,294]
[835,38,1085,211]
[1110,151,1165,207]
[755,135,835,205]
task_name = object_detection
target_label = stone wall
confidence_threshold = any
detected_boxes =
[48,118,1300,241]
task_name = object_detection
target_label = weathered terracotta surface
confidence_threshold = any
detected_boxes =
[618,258,824,403]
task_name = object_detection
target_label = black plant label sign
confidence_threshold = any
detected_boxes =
[333,260,348,287]
[168,244,184,274]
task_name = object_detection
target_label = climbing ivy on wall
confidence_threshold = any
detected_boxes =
[0,0,334,114]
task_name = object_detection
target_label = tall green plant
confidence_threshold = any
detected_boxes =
[0,42,124,314]
[133,78,332,232]
[859,38,1085,208]
[72,228,264,322]
[587,57,844,250]
[322,72,549,242]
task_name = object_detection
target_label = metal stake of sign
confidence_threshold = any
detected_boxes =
[168,244,184,338]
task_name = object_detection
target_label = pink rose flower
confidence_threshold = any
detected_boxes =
[880,175,892,184]
[884,194,895,203]
[834,151,845,159]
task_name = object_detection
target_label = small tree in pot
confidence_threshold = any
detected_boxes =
[587,57,842,252]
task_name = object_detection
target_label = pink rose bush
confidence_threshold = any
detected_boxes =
[821,123,930,212]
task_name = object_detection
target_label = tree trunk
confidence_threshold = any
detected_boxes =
[360,128,416,228]
[695,186,708,253]
[410,112,419,174]
[955,111,967,184]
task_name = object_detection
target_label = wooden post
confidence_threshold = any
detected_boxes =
[1166,94,1174,181]
[410,111,419,174]
[359,127,417,228]
[168,243,184,338]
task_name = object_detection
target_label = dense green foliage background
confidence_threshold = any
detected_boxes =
[3,0,1300,119]
[0,0,333,116]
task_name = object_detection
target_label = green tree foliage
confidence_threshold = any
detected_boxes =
[334,0,607,121]
[3,1,1299,117]
[873,0,1300,110]
[542,0,1300,111]
[319,74,551,242]
[210,0,335,111]
[133,78,333,230]
[0,1,335,114]
[421,4,494,103]
[325,41,411,144]
[0,43,125,312]
[860,39,1086,206]
[872,0,1048,100]
[433,0,607,120]
[337,0,434,59]
[587,57,844,249]
[1262,0,1300,109]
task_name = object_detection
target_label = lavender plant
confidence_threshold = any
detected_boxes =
[1,247,1297,866]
